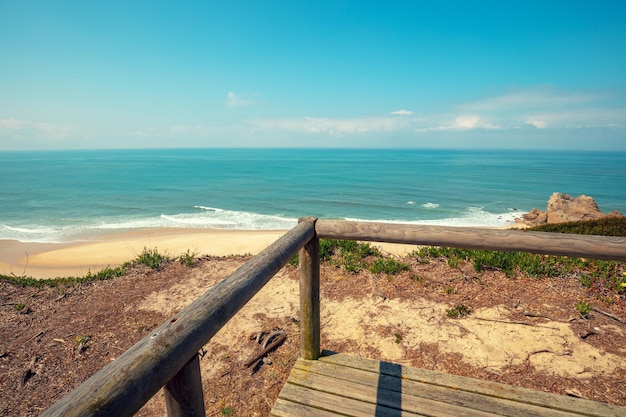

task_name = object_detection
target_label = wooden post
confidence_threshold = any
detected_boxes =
[299,217,320,360]
[164,353,205,417]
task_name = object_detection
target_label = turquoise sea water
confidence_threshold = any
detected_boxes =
[1,148,625,243]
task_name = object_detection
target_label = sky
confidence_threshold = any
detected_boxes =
[1,1,625,150]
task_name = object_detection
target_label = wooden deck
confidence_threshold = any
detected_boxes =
[271,351,626,417]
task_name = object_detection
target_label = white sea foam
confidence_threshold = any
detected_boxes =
[160,214,237,226]
[345,206,525,228]
[421,202,439,209]
[0,206,525,243]
[407,201,415,205]
[0,224,71,243]
[193,206,225,212]
[0,207,299,243]
[91,208,298,231]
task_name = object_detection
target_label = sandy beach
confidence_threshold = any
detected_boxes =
[0,227,419,279]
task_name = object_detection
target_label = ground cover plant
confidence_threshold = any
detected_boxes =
[0,247,174,288]
[528,216,626,237]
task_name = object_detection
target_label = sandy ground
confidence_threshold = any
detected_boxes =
[137,263,625,380]
[0,228,417,278]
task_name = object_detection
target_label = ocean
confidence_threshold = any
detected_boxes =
[1,148,625,243]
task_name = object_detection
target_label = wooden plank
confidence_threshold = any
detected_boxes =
[315,220,626,261]
[163,353,205,417]
[285,367,501,417]
[290,361,585,417]
[278,381,423,416]
[315,353,626,417]
[299,217,320,360]
[38,220,316,417]
[271,398,350,417]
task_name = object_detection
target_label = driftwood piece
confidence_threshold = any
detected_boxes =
[524,311,551,319]
[592,307,625,324]
[474,317,560,330]
[262,331,286,349]
[525,349,572,362]
[244,332,287,367]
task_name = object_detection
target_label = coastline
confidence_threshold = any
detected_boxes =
[0,226,446,279]
[0,222,524,279]
[0,228,287,279]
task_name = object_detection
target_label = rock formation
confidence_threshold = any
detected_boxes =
[516,193,624,227]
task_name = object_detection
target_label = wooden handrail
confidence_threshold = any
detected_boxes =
[39,219,316,417]
[316,220,626,261]
[39,219,626,417]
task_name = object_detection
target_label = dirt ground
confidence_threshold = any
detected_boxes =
[1,250,626,416]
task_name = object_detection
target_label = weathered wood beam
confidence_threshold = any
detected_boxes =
[316,220,626,261]
[39,219,316,417]
[299,217,320,360]
[164,354,205,417]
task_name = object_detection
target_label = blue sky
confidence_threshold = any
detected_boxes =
[1,1,625,150]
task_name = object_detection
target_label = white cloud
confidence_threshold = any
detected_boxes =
[0,118,75,138]
[390,109,413,116]
[520,107,626,129]
[525,119,547,129]
[452,86,626,130]
[429,115,499,131]
[460,86,599,111]
[251,86,624,138]
[226,91,255,107]
[0,118,26,128]
[254,114,417,135]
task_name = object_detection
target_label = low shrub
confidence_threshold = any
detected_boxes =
[576,300,593,316]
[369,258,410,275]
[135,247,169,270]
[446,304,472,318]
[529,217,626,237]
[178,249,198,267]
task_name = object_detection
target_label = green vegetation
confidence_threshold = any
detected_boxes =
[412,218,626,296]
[446,304,472,318]
[135,247,169,270]
[528,216,626,236]
[576,300,593,316]
[288,253,299,267]
[290,239,383,273]
[14,303,26,312]
[320,239,381,263]
[220,406,233,416]
[178,249,198,267]
[410,274,426,284]
[1,264,128,288]
[415,246,574,278]
[0,247,172,288]
[413,246,624,292]
[369,258,410,275]
[75,335,92,345]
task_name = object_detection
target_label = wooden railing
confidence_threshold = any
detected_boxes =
[39,218,626,417]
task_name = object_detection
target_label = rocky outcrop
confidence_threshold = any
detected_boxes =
[516,193,624,227]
